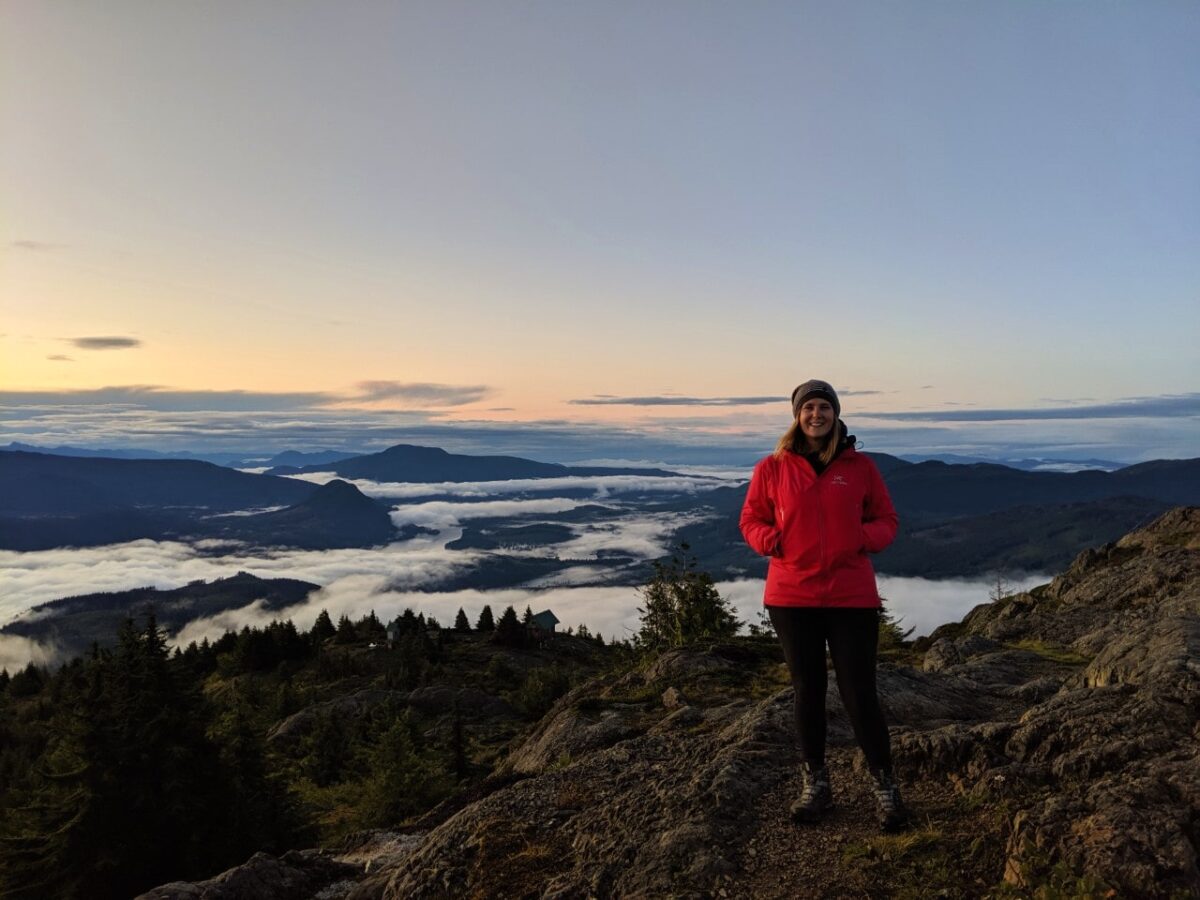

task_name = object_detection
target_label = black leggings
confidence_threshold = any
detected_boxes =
[768,606,893,773]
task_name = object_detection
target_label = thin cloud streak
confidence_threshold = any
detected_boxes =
[570,390,883,407]
[349,381,490,407]
[71,336,142,350]
[859,393,1200,422]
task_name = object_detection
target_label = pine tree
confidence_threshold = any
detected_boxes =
[310,609,336,644]
[493,606,525,648]
[454,608,471,633]
[522,605,535,625]
[475,605,495,632]
[334,614,357,644]
[355,715,446,827]
[636,544,740,650]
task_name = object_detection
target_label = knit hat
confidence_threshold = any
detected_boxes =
[791,379,841,419]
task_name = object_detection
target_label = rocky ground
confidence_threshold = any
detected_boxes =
[140,507,1200,899]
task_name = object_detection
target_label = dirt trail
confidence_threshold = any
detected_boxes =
[726,749,1004,899]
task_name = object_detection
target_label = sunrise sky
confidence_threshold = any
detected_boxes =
[3,2,1197,463]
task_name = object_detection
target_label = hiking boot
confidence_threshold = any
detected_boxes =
[870,769,910,832]
[790,762,833,824]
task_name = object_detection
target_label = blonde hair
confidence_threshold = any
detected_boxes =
[774,418,842,464]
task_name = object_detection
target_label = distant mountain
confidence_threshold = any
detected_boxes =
[899,453,1126,472]
[0,454,412,551]
[271,443,682,482]
[0,572,318,660]
[256,449,362,468]
[0,441,243,465]
[885,456,1200,523]
[0,450,315,516]
[204,479,417,550]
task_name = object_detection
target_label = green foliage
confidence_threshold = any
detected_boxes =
[353,714,451,828]
[6,663,44,698]
[1000,837,1118,899]
[493,605,528,649]
[1006,639,1091,666]
[454,608,471,633]
[636,544,740,651]
[310,609,336,644]
[511,665,571,719]
[475,605,495,632]
[878,603,915,652]
[746,608,776,638]
[0,614,294,900]
[334,614,357,645]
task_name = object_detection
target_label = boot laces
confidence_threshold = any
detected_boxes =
[872,774,902,814]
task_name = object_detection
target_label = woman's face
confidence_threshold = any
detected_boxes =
[798,398,836,445]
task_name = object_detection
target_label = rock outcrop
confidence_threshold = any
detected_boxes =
[146,507,1200,898]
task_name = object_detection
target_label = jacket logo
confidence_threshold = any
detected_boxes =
[831,475,849,486]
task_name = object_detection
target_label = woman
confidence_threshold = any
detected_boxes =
[739,379,908,831]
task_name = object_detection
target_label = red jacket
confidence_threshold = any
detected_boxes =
[739,445,898,608]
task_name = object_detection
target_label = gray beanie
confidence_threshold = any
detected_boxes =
[791,379,840,419]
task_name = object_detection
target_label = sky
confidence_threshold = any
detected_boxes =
[3,1,1198,464]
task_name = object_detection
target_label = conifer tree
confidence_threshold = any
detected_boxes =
[475,605,495,632]
[310,609,337,644]
[355,715,446,827]
[493,605,525,648]
[334,614,357,644]
[523,605,535,625]
[454,608,471,633]
[636,544,740,650]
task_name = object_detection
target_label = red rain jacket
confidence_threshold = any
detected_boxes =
[739,445,898,608]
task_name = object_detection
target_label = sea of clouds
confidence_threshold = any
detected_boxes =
[0,468,1048,669]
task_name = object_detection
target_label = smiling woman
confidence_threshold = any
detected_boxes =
[741,379,909,832]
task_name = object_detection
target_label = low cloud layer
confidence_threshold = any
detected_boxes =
[860,393,1200,422]
[0,634,59,672]
[288,471,737,500]
[570,390,882,407]
[72,336,142,350]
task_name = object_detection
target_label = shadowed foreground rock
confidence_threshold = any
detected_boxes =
[144,507,1200,898]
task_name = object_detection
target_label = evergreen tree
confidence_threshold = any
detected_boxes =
[7,663,43,698]
[334,614,357,644]
[358,610,386,642]
[475,605,495,632]
[522,605,535,625]
[397,608,420,636]
[310,609,337,644]
[0,615,232,899]
[454,608,471,633]
[636,544,740,650]
[493,605,525,648]
[355,715,446,827]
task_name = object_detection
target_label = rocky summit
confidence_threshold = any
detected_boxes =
[141,508,1199,899]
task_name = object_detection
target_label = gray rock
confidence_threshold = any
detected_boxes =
[136,850,358,900]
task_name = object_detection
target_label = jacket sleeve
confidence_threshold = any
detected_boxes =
[740,458,781,557]
[861,460,899,553]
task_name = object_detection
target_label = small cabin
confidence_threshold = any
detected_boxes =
[530,610,559,634]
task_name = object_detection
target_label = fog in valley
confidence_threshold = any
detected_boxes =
[0,468,1047,669]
